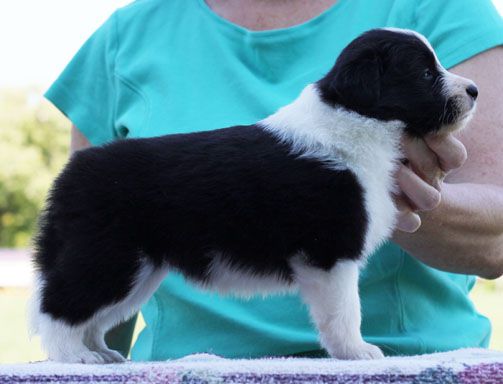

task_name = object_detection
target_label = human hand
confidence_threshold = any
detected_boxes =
[394,133,467,233]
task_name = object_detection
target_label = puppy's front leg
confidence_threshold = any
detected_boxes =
[292,259,384,360]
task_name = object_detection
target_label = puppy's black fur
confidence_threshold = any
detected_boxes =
[36,127,366,324]
[33,29,476,360]
[318,29,460,137]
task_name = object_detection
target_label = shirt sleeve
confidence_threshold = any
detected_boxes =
[45,12,120,145]
[413,0,503,69]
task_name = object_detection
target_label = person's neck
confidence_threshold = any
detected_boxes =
[204,0,338,31]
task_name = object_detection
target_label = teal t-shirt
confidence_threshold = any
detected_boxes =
[46,0,503,360]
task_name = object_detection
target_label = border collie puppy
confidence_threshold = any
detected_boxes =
[30,28,477,363]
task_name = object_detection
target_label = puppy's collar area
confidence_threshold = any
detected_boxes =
[260,84,404,163]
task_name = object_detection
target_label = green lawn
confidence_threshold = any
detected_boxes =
[0,283,501,364]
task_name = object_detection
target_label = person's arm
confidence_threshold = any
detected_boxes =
[392,47,503,279]
[70,125,138,357]
[70,125,92,153]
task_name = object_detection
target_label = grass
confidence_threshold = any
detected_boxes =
[0,282,501,364]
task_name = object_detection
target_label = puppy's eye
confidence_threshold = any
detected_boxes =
[422,69,434,80]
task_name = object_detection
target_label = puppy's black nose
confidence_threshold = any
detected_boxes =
[466,84,478,100]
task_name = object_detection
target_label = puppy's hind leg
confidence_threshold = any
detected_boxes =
[38,314,108,364]
[83,325,126,364]
[30,278,107,364]
[83,260,169,363]
[292,259,384,360]
[32,242,167,364]
[28,273,104,363]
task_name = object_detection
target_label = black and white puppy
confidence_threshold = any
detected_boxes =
[30,28,478,363]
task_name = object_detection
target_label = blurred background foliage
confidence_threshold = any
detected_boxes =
[0,88,69,247]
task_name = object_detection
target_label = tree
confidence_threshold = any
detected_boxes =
[0,88,68,247]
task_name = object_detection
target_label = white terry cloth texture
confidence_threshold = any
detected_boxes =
[0,348,502,383]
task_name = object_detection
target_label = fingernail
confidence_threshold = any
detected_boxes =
[397,212,421,233]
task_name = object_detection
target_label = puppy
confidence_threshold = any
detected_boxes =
[29,28,477,363]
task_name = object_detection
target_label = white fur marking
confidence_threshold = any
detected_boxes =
[261,85,403,260]
[384,28,476,132]
[292,258,383,359]
[203,253,295,297]
[30,260,168,363]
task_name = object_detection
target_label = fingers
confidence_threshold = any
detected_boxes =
[393,164,440,233]
[424,133,467,172]
[402,136,444,190]
[396,164,441,211]
[394,197,422,233]
[394,133,465,233]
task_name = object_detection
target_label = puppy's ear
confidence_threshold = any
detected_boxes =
[333,55,382,107]
[318,51,382,109]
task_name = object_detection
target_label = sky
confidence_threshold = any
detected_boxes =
[1,0,503,89]
[0,0,129,88]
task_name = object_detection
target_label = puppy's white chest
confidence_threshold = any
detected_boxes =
[261,84,403,258]
[349,152,399,258]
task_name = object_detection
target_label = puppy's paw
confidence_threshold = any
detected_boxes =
[51,350,107,364]
[97,349,127,364]
[329,342,384,360]
[78,351,108,364]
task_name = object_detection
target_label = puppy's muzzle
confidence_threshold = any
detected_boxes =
[441,71,478,127]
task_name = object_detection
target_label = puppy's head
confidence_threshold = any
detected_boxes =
[317,28,477,137]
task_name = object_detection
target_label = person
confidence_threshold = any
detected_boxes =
[46,0,503,360]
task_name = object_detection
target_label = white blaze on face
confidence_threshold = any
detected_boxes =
[384,28,476,93]
[383,28,477,130]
